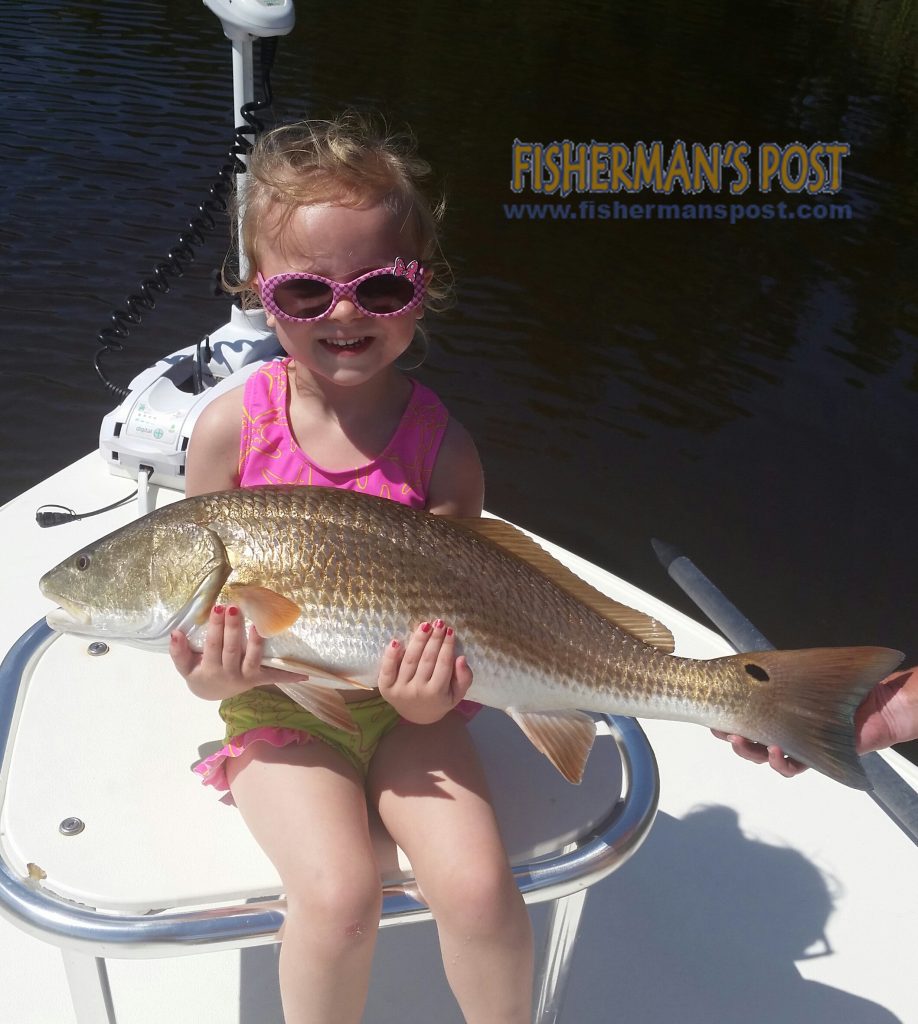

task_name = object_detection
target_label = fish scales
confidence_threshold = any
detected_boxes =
[195,491,819,721]
[170,488,675,705]
[39,486,904,787]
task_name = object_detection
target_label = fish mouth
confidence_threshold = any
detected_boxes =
[45,604,125,639]
[45,601,91,631]
[44,601,158,642]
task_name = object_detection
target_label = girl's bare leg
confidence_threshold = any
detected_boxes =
[368,712,534,1024]
[226,740,382,1024]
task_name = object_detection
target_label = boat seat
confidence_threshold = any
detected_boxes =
[0,620,659,1023]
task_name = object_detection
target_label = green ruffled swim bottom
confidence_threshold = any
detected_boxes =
[194,688,403,788]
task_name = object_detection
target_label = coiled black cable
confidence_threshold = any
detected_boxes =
[94,37,279,399]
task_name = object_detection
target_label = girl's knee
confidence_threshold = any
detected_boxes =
[427,857,522,936]
[285,865,382,946]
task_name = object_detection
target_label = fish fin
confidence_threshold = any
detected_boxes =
[273,680,359,735]
[506,708,597,784]
[262,657,373,691]
[448,518,675,652]
[732,646,904,789]
[224,585,301,637]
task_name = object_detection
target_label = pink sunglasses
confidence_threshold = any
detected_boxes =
[257,257,426,323]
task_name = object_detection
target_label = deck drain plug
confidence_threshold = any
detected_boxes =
[59,817,85,836]
[87,642,109,656]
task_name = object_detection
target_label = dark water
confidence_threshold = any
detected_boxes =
[2,1,917,723]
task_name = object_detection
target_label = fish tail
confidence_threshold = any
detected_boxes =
[733,646,903,789]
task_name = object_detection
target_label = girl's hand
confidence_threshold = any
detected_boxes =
[378,619,474,725]
[170,605,307,700]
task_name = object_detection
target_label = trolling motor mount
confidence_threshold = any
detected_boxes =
[202,0,295,40]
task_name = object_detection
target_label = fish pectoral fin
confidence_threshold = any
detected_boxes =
[225,585,301,637]
[448,518,675,653]
[273,680,359,735]
[506,708,596,784]
[262,657,373,691]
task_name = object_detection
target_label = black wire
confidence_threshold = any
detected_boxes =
[36,489,140,528]
[94,37,280,399]
[193,334,213,394]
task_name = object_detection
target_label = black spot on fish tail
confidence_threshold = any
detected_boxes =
[744,663,770,682]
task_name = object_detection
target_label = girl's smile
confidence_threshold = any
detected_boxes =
[318,335,373,353]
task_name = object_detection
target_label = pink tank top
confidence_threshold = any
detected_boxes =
[237,358,449,508]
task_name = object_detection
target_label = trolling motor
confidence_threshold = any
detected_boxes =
[96,0,296,493]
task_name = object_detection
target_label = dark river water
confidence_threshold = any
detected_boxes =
[2,1,916,755]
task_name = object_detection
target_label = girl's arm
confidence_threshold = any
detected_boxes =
[183,387,245,497]
[378,415,483,722]
[426,418,485,517]
[171,386,295,699]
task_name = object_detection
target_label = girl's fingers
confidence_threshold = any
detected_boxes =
[378,639,405,690]
[431,623,458,680]
[418,619,449,679]
[398,621,435,680]
[201,605,226,665]
[389,620,454,685]
[452,654,474,701]
[221,606,245,669]
[169,630,198,678]
[240,624,265,676]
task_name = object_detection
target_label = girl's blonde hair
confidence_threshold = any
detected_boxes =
[231,111,451,312]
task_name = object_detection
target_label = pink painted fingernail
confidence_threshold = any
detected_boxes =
[420,621,431,633]
[227,606,239,617]
[213,605,225,615]
[434,619,445,630]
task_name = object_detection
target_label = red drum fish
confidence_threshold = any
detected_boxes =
[40,486,902,787]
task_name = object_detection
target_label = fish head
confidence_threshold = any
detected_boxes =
[40,517,231,647]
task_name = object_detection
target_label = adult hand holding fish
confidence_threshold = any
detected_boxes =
[713,666,918,777]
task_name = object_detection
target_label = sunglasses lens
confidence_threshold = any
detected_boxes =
[355,274,416,314]
[271,278,334,319]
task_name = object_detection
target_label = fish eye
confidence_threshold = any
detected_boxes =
[75,554,91,571]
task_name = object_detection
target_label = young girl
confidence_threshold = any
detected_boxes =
[168,114,534,1024]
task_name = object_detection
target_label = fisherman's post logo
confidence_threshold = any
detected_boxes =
[505,140,852,223]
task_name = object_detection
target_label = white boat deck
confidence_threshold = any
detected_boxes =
[1,454,916,1024]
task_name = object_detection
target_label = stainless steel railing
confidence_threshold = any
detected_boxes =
[0,618,658,959]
